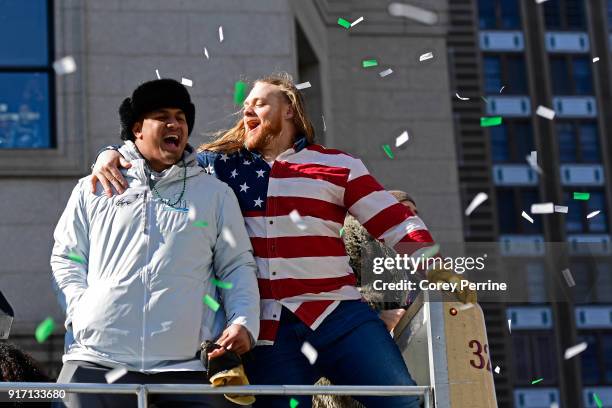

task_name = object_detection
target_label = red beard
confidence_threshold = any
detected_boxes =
[244,119,282,151]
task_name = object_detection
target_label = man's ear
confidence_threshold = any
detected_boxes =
[132,121,143,139]
[284,104,294,120]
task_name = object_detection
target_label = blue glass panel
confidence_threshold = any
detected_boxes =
[0,72,51,149]
[578,334,599,384]
[490,125,509,162]
[483,56,502,94]
[573,57,593,95]
[478,0,496,29]
[565,192,583,232]
[579,123,600,162]
[604,334,612,383]
[521,190,543,233]
[566,0,586,29]
[544,0,562,29]
[496,189,515,234]
[0,0,49,66]
[514,122,534,159]
[557,123,577,163]
[550,58,571,95]
[506,56,528,94]
[500,0,521,29]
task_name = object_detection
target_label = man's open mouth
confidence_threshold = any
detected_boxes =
[246,119,260,132]
[163,134,180,149]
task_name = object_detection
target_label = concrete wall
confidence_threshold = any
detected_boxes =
[0,0,462,344]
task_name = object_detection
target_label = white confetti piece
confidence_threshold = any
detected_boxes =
[531,203,554,214]
[155,69,161,79]
[536,105,555,120]
[508,319,512,333]
[458,303,474,311]
[521,211,534,224]
[289,210,307,231]
[222,227,236,248]
[295,81,311,90]
[535,0,550,3]
[554,205,568,213]
[218,26,224,42]
[301,341,318,365]
[494,366,500,374]
[395,130,409,147]
[456,92,470,101]
[465,192,488,216]
[419,52,433,62]
[181,77,193,87]
[593,57,599,63]
[350,16,364,27]
[322,115,326,132]
[525,150,543,174]
[561,268,575,287]
[204,47,209,59]
[105,366,128,384]
[52,56,77,75]
[587,210,601,219]
[564,342,587,360]
[550,403,559,408]
[388,3,438,25]
[379,68,393,77]
[499,86,505,93]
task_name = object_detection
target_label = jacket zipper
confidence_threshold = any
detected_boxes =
[140,189,151,371]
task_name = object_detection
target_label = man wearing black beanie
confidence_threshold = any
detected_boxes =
[51,79,259,407]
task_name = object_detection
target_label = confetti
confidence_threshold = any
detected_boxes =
[212,278,234,290]
[561,268,576,287]
[218,26,224,42]
[499,86,505,93]
[554,205,568,213]
[181,77,193,87]
[594,393,603,408]
[536,105,555,120]
[458,303,474,311]
[351,16,364,27]
[587,210,601,219]
[481,96,489,103]
[203,295,220,312]
[395,130,409,147]
[379,68,393,77]
[535,0,550,3]
[35,317,55,343]
[419,52,433,62]
[593,57,600,63]
[564,342,587,359]
[222,227,236,248]
[67,251,86,264]
[290,398,299,408]
[531,378,544,385]
[531,203,554,214]
[573,192,590,201]
[337,18,351,29]
[155,69,161,79]
[521,211,534,224]
[382,144,394,159]
[465,192,488,216]
[480,116,502,127]
[204,47,209,59]
[494,366,500,374]
[526,151,543,174]
[362,59,378,68]
[295,81,311,90]
[322,115,326,132]
[234,81,247,106]
[52,56,77,75]
[508,319,512,333]
[105,366,128,384]
[192,220,209,228]
[300,341,318,365]
[456,93,470,101]
[387,2,438,25]
[339,227,344,237]
[289,210,307,231]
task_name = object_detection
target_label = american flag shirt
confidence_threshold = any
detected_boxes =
[197,136,435,345]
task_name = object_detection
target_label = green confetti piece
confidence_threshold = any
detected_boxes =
[67,251,85,264]
[480,116,502,127]
[531,378,544,385]
[337,18,351,29]
[234,81,247,106]
[212,278,234,290]
[290,398,299,408]
[573,192,590,201]
[203,295,220,312]
[35,317,55,343]
[594,393,603,408]
[192,220,209,228]
[339,227,345,237]
[362,59,378,68]
[382,144,394,159]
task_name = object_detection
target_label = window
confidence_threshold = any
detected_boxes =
[550,56,593,95]
[478,0,521,30]
[497,188,543,234]
[578,332,612,385]
[483,54,528,94]
[557,121,601,163]
[0,0,54,149]
[490,120,534,163]
[573,262,612,304]
[512,332,559,385]
[564,190,608,233]
[544,0,586,30]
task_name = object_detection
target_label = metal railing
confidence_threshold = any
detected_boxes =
[0,382,432,407]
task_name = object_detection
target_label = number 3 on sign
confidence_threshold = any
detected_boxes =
[468,339,491,371]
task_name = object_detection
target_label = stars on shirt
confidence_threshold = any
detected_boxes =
[243,160,251,165]
[256,169,266,178]
[220,154,229,162]
[230,169,238,178]
[254,197,263,207]
[205,164,214,174]
[240,182,250,193]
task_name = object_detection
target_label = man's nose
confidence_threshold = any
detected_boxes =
[166,118,179,128]
[243,106,255,116]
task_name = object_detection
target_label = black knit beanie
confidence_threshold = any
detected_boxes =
[119,79,195,141]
